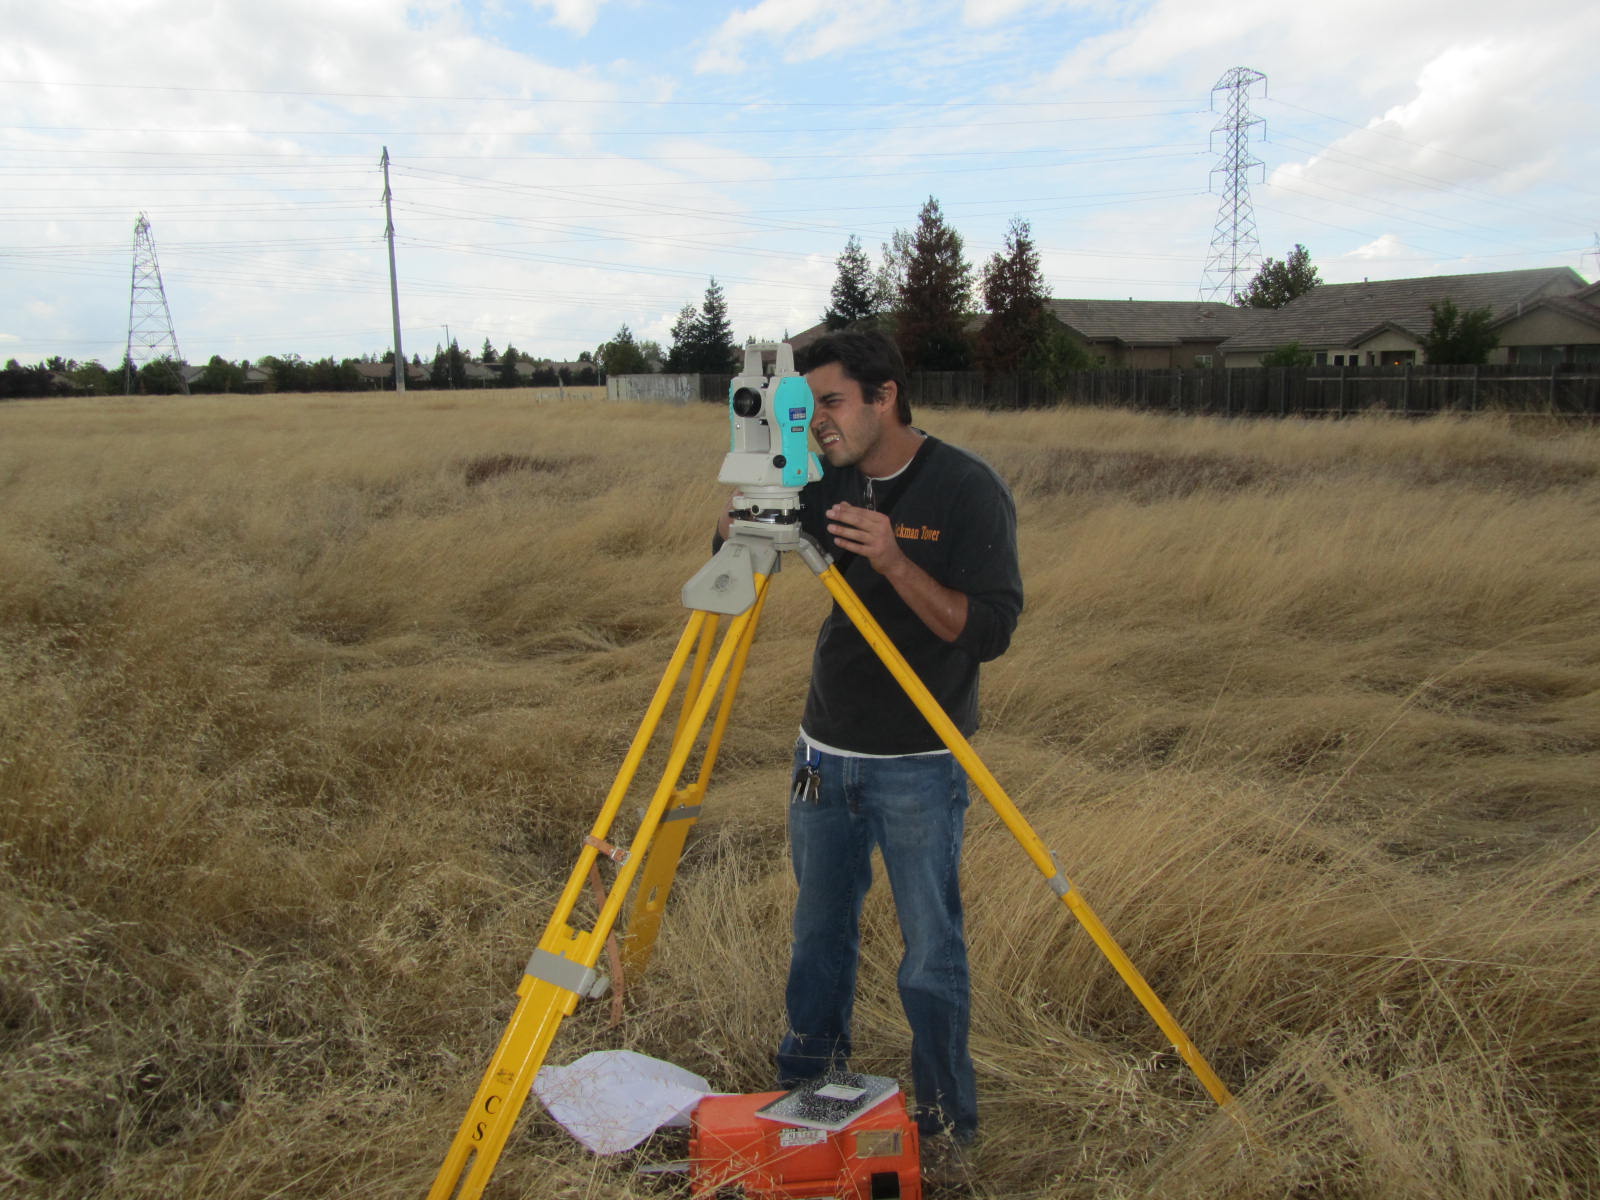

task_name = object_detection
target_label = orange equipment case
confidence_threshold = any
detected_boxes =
[689,1090,922,1200]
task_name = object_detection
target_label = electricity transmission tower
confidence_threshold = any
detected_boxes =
[124,212,189,394]
[1199,67,1268,303]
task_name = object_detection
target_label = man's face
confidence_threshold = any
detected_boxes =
[806,361,888,469]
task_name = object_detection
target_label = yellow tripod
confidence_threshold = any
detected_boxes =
[427,521,1236,1200]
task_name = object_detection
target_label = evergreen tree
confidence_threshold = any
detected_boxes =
[481,338,498,363]
[666,304,698,372]
[599,323,649,376]
[976,217,1051,372]
[694,277,737,372]
[823,235,876,330]
[1236,244,1321,309]
[500,343,521,383]
[1420,298,1499,364]
[896,197,973,371]
[446,339,466,388]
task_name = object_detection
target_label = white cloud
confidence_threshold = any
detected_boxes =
[693,0,908,74]
[1346,234,1408,262]
[1269,41,1556,198]
[525,0,611,36]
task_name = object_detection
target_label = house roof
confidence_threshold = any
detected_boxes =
[1046,299,1259,347]
[1221,267,1589,352]
[353,361,427,380]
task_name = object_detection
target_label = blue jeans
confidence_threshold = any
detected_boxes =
[777,740,976,1139]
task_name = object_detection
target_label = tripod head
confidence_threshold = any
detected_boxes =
[719,341,821,526]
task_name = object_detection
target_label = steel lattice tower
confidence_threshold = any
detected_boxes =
[1199,67,1268,303]
[124,212,189,394]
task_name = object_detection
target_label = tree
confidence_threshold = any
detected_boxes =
[500,343,521,384]
[1029,315,1093,384]
[446,338,466,388]
[1260,341,1315,367]
[599,323,649,376]
[664,280,739,373]
[666,304,698,372]
[68,359,113,395]
[874,227,914,314]
[136,356,188,395]
[896,197,973,371]
[1420,297,1499,365]
[694,277,738,372]
[481,338,498,364]
[196,354,245,393]
[823,235,876,330]
[1236,244,1321,310]
[976,217,1051,372]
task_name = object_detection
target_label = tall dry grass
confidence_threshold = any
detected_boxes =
[2,389,1597,1198]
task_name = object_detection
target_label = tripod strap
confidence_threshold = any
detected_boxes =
[829,434,937,578]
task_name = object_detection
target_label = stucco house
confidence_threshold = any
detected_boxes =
[1488,281,1600,365]
[1044,299,1256,368]
[1219,267,1592,367]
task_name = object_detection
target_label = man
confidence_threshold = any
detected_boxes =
[735,331,1022,1176]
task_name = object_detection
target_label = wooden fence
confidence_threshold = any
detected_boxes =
[690,365,1600,417]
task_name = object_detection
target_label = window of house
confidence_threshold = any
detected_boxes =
[1194,354,1212,368]
[1314,352,1327,366]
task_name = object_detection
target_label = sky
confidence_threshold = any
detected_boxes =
[3,0,1598,369]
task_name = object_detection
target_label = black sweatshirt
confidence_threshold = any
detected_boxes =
[798,435,1023,755]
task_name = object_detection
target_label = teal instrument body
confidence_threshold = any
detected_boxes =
[719,342,823,496]
[762,375,821,489]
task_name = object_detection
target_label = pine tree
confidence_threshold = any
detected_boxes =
[896,197,973,371]
[666,304,698,372]
[695,278,737,372]
[481,337,498,363]
[823,235,876,330]
[977,217,1051,372]
[1236,244,1321,310]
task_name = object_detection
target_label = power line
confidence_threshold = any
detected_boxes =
[0,76,1201,110]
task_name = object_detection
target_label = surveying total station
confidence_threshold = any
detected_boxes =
[426,342,1239,1199]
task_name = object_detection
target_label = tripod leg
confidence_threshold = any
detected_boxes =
[624,578,772,973]
[428,576,774,1200]
[809,561,1237,1112]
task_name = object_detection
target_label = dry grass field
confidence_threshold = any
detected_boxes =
[2,387,1597,1199]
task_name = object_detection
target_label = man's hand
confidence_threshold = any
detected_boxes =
[827,502,969,643]
[825,502,904,574]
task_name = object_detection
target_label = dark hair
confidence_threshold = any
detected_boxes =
[795,331,912,424]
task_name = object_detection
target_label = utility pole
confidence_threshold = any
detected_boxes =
[124,212,189,395]
[1199,67,1268,303]
[381,146,406,392]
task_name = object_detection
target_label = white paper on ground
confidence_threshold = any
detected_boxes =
[533,1049,714,1154]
